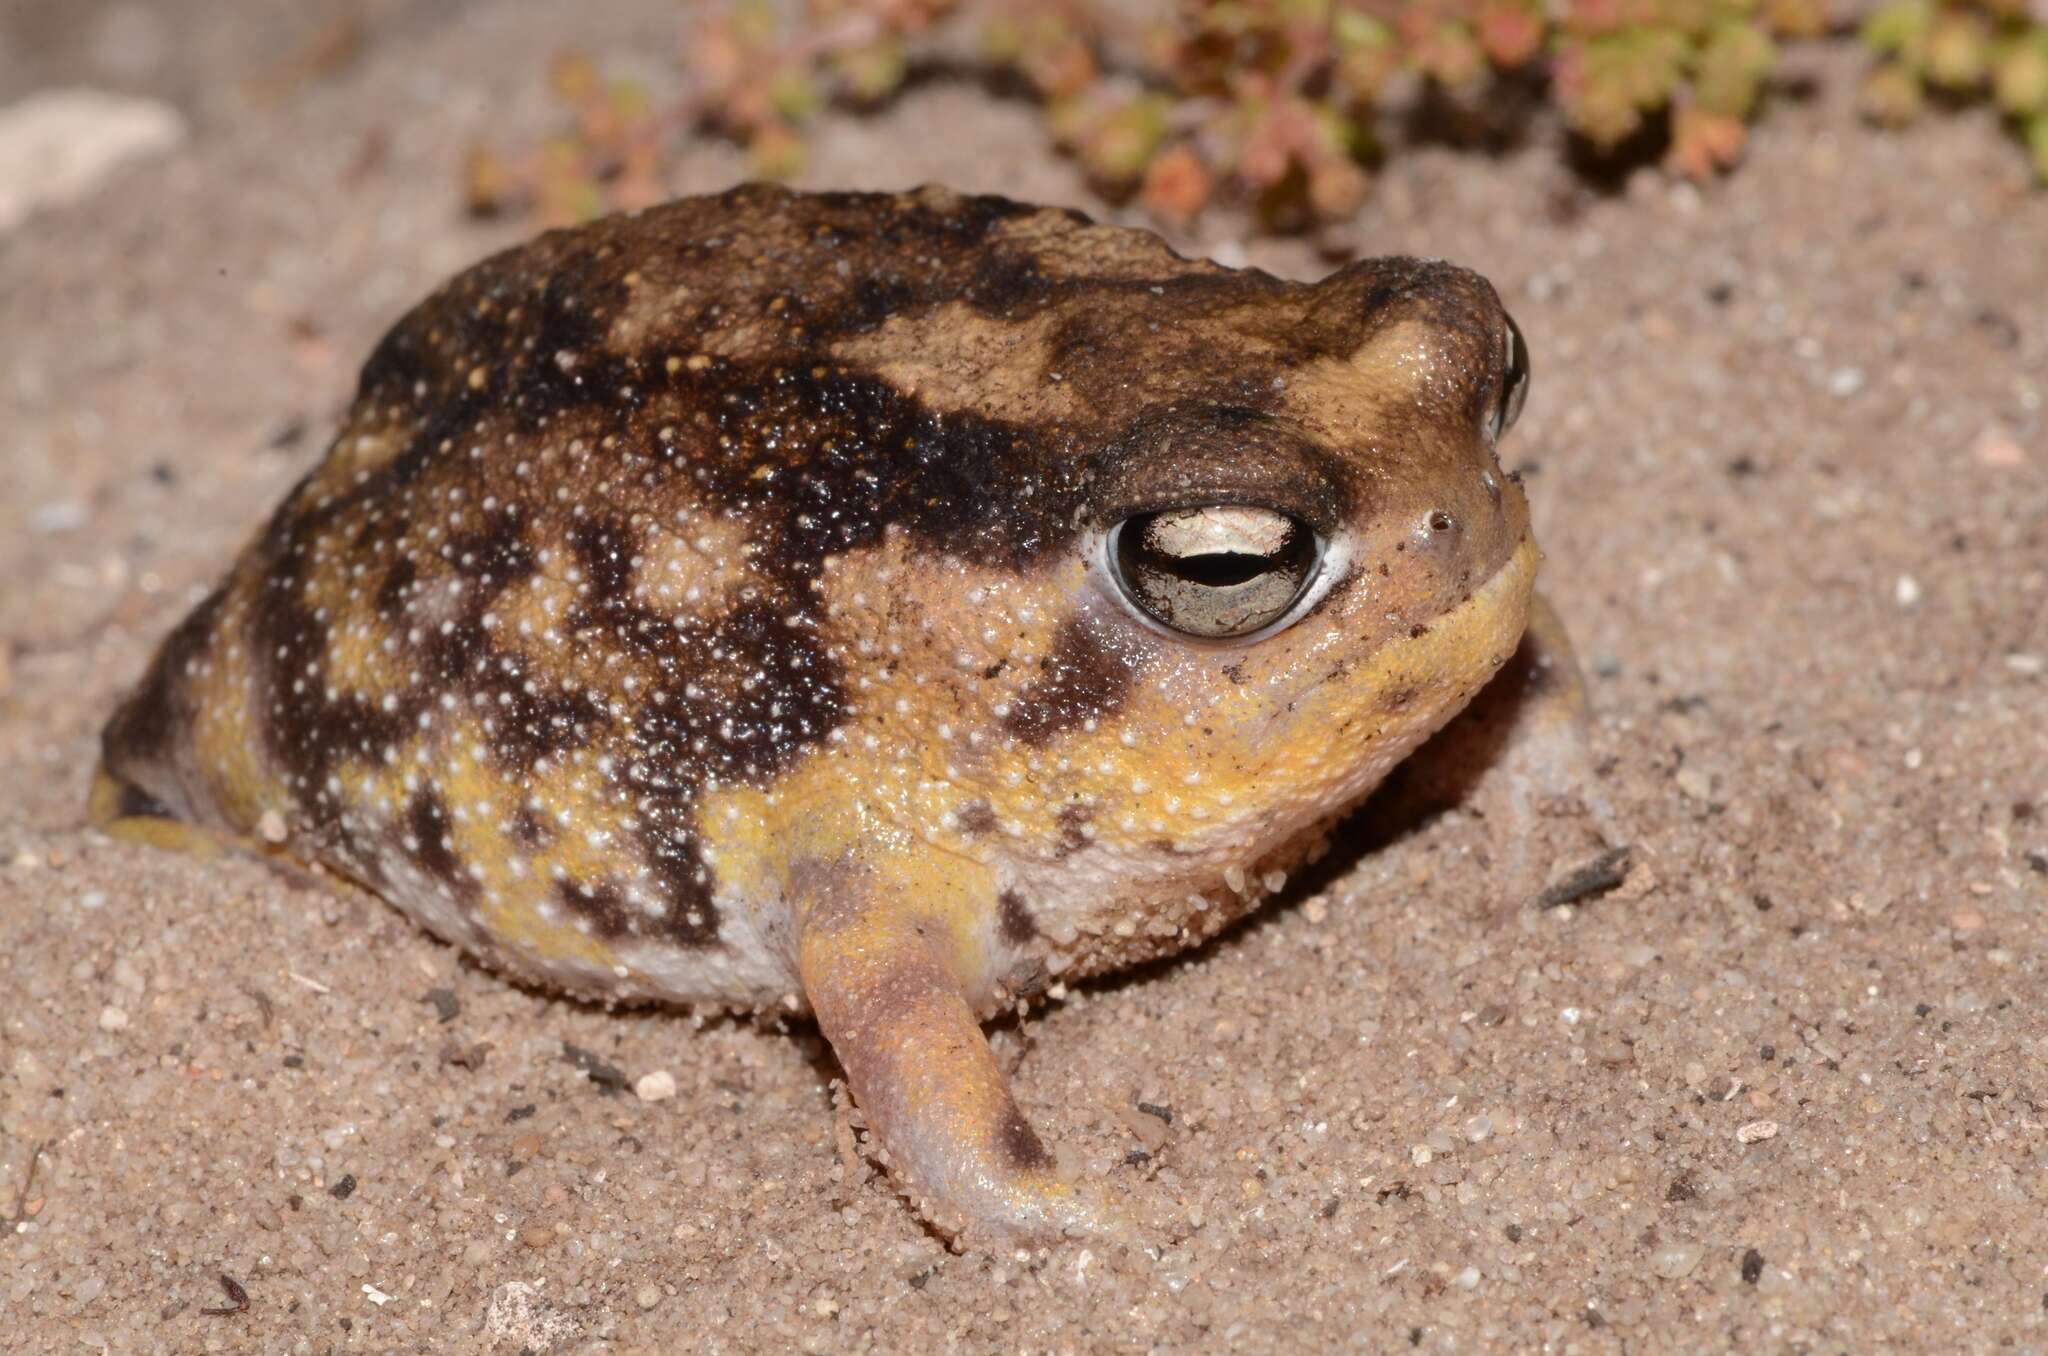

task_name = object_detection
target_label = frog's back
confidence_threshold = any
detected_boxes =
[94,184,1286,1004]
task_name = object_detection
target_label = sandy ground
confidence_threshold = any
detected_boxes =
[3,3,2045,1352]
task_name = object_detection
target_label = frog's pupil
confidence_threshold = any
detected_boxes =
[1173,552,1271,587]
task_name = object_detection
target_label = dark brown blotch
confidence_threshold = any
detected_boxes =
[1001,616,1142,747]
[445,519,537,596]
[485,678,608,772]
[996,889,1037,945]
[246,548,416,831]
[626,601,847,786]
[993,1103,1055,1173]
[1053,803,1093,859]
[374,556,418,621]
[636,824,722,947]
[567,516,639,611]
[699,364,1087,574]
[405,790,476,906]
[554,878,634,940]
[101,584,227,781]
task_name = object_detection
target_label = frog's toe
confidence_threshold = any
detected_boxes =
[920,1159,1187,1254]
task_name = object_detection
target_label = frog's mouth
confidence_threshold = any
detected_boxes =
[1272,530,1542,812]
[1416,531,1540,675]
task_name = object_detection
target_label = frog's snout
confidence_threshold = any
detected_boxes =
[1366,454,1530,622]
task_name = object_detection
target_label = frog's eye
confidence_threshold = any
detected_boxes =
[1489,313,1530,442]
[1109,506,1321,639]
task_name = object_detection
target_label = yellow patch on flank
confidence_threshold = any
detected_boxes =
[367,718,621,971]
[701,763,999,980]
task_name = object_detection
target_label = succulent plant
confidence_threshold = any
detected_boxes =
[464,0,2048,230]
[1860,0,2048,180]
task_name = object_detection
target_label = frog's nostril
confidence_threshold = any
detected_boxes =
[1426,509,1455,536]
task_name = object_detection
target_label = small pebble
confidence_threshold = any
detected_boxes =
[1894,574,1920,608]
[1650,1240,1703,1279]
[1453,1266,1481,1290]
[1736,1119,1780,1144]
[634,1070,678,1103]
[30,499,87,534]
[0,88,188,232]
[1971,426,2025,468]
[96,1004,129,1032]
[635,1283,661,1311]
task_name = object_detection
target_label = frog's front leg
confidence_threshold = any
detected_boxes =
[791,853,1109,1243]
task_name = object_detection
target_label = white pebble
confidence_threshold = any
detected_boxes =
[0,88,188,231]
[96,1004,129,1032]
[1650,1240,1703,1279]
[1736,1119,1779,1144]
[30,499,88,534]
[634,1070,678,1103]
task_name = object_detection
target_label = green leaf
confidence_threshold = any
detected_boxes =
[1859,0,1932,59]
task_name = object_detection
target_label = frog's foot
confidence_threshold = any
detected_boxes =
[794,863,1161,1248]
[85,767,230,860]
[1371,591,1618,896]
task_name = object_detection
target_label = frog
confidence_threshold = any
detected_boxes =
[92,183,1602,1244]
